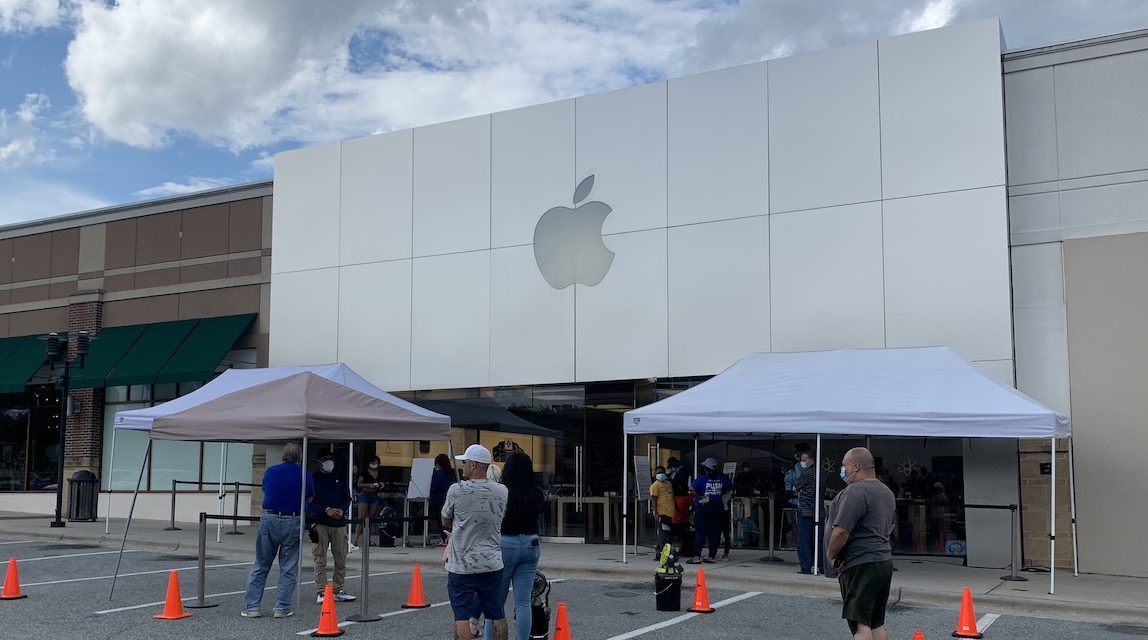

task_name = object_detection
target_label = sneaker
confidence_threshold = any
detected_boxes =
[272,609,294,618]
[240,609,262,618]
[333,590,357,602]
[348,543,359,552]
[316,591,325,604]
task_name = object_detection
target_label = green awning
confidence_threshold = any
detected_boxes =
[0,336,26,369]
[69,325,148,389]
[104,319,197,387]
[0,336,49,393]
[156,314,255,384]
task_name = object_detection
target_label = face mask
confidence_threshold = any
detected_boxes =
[839,466,848,482]
[321,460,334,473]
[655,473,667,482]
[369,463,379,469]
[801,461,811,469]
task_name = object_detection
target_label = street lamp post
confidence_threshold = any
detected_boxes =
[43,331,91,529]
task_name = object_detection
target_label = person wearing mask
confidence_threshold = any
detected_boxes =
[484,451,544,640]
[648,465,676,559]
[430,453,456,548]
[309,449,356,603]
[793,450,824,574]
[666,457,694,559]
[352,455,382,550]
[688,457,732,564]
[242,443,313,619]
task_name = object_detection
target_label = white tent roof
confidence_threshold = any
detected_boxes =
[623,347,1069,438]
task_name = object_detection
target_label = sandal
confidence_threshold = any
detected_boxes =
[703,557,717,564]
[686,558,702,564]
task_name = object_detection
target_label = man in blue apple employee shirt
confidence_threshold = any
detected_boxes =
[688,457,732,564]
[242,442,315,619]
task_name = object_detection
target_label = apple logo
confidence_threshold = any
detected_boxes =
[533,174,615,289]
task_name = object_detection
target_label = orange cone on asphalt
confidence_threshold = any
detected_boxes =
[687,568,715,613]
[553,602,571,640]
[153,570,192,620]
[1,558,26,600]
[952,587,983,638]
[401,563,430,609]
[914,631,926,640]
[312,585,344,637]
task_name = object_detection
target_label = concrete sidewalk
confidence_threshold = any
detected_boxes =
[2,511,1145,626]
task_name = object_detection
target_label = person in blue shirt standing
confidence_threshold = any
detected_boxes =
[310,449,356,604]
[242,442,315,619]
[688,457,732,564]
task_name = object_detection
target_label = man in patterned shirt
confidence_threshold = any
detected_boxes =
[442,444,509,640]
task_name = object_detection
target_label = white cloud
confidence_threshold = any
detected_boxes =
[0,0,62,32]
[0,92,55,167]
[134,176,236,199]
[0,175,109,226]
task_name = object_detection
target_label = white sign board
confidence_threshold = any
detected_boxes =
[407,457,434,500]
[723,462,737,477]
[634,455,651,500]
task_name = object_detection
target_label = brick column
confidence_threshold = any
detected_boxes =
[62,293,105,511]
[1018,438,1075,570]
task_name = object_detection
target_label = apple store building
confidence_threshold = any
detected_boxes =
[269,18,1148,576]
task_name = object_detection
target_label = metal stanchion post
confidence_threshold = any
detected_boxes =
[186,512,218,608]
[760,493,783,562]
[225,482,244,535]
[1001,504,1028,582]
[348,515,379,622]
[164,479,181,531]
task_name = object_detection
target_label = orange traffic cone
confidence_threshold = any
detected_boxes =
[553,602,571,640]
[312,585,344,637]
[952,587,983,638]
[1,558,26,600]
[153,570,192,620]
[687,568,714,613]
[401,563,430,609]
[914,631,926,640]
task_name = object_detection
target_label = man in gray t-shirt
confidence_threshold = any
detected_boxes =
[826,447,896,640]
[442,444,509,640]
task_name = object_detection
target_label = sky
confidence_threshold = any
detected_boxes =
[1,0,1147,227]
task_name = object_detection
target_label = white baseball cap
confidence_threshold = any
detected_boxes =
[702,457,719,469]
[455,444,493,465]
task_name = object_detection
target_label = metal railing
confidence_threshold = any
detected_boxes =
[164,479,258,532]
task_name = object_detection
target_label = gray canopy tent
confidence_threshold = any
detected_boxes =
[109,363,452,607]
[621,347,1074,594]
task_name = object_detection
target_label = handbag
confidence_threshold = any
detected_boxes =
[308,522,320,543]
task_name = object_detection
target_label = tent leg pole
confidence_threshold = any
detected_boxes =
[1068,436,1079,577]
[1049,437,1056,595]
[814,434,821,576]
[104,427,117,535]
[348,443,355,541]
[693,438,698,479]
[217,443,227,543]
[110,439,150,601]
[622,433,628,564]
[298,437,308,612]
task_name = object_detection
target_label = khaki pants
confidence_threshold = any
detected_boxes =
[312,524,348,593]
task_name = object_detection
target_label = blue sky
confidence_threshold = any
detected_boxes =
[2,0,1147,226]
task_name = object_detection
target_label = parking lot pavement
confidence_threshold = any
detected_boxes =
[2,541,1147,639]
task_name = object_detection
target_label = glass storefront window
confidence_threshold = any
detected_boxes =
[0,408,30,491]
[105,386,128,403]
[102,403,149,490]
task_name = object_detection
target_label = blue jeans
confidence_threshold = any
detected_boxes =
[485,535,541,640]
[797,514,814,571]
[244,513,301,612]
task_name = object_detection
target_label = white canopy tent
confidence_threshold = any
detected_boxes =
[621,347,1073,593]
[107,363,452,606]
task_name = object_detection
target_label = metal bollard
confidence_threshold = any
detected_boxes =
[760,493,782,562]
[163,479,181,531]
[347,515,380,622]
[185,512,219,608]
[1001,504,1028,582]
[225,482,244,535]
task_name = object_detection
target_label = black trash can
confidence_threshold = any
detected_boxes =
[68,470,99,522]
[654,570,682,611]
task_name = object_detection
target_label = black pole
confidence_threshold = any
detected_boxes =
[50,359,70,528]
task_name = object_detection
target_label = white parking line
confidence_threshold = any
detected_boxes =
[19,550,140,562]
[605,591,763,640]
[296,600,450,635]
[0,540,36,546]
[23,562,250,587]
[978,613,1001,631]
[93,570,400,614]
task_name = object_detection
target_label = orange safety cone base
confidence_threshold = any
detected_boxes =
[312,585,345,637]
[154,570,192,620]
[952,631,983,639]
[951,587,983,639]
[402,564,431,608]
[914,631,925,640]
[154,609,192,620]
[686,568,715,613]
[1,558,26,600]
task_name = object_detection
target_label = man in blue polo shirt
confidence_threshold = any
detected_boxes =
[242,442,315,618]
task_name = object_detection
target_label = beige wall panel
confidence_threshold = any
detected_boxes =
[10,284,50,304]
[103,295,179,326]
[8,306,67,335]
[103,273,135,293]
[49,281,77,299]
[229,199,264,252]
[50,228,80,277]
[0,239,11,284]
[0,314,9,337]
[104,219,137,269]
[178,284,260,320]
[1063,231,1148,577]
[78,224,106,274]
[180,261,228,284]
[11,233,52,282]
[134,267,180,289]
[181,204,230,259]
[135,212,182,265]
[228,257,262,278]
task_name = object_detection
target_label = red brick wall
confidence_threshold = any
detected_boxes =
[63,299,105,485]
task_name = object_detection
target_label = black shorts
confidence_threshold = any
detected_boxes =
[838,560,893,633]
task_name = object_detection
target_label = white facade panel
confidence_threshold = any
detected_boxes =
[412,115,492,257]
[1011,242,1065,309]
[768,41,881,213]
[410,251,491,389]
[1009,193,1062,246]
[1011,243,1071,415]
[668,63,768,226]
[575,229,668,381]
[1003,68,1058,186]
[491,100,576,249]
[883,187,1012,362]
[272,143,341,273]
[1055,50,1148,180]
[769,203,886,352]
[340,131,413,264]
[576,82,667,235]
[338,261,413,391]
[1059,180,1148,240]
[878,19,1006,199]
[490,245,576,386]
[269,268,340,366]
[668,216,770,377]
